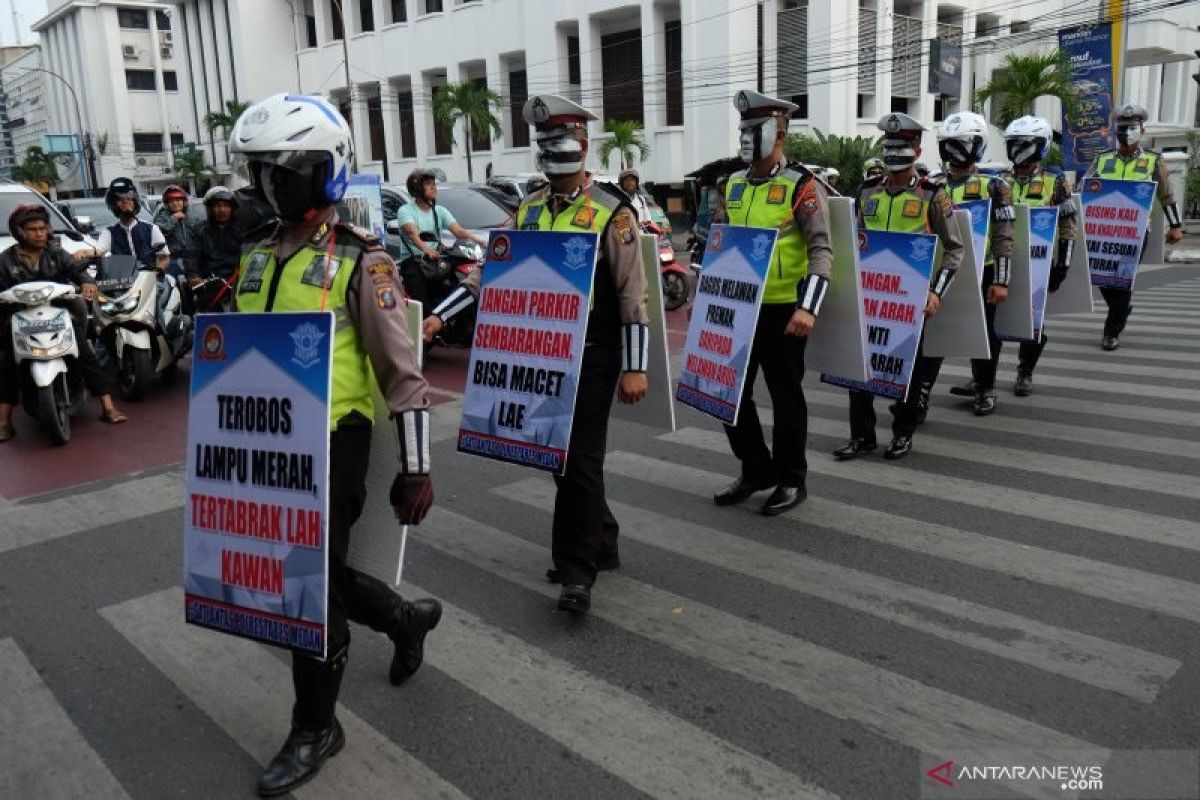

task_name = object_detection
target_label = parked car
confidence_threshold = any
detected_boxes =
[486,173,548,202]
[0,184,97,257]
[56,196,155,235]
[380,183,516,260]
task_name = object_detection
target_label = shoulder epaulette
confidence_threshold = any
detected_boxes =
[334,221,383,249]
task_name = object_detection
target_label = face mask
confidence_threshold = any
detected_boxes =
[1116,123,1142,148]
[1006,137,1041,166]
[739,117,779,163]
[882,137,917,172]
[938,138,983,168]
[535,129,584,176]
[260,163,318,222]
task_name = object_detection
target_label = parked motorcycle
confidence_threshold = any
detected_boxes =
[93,253,193,400]
[646,222,689,311]
[0,281,88,443]
[422,230,483,355]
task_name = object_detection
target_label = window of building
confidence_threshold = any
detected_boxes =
[389,0,407,23]
[367,97,386,162]
[397,90,417,157]
[791,94,808,119]
[424,0,443,13]
[889,97,910,113]
[432,86,452,154]
[126,70,156,91]
[1010,20,1031,33]
[471,77,491,152]
[163,71,178,91]
[601,28,643,124]
[155,10,171,30]
[509,69,529,148]
[359,0,374,31]
[665,20,683,125]
[567,35,581,86]
[305,14,317,46]
[118,9,149,29]
[330,1,344,40]
[133,133,165,153]
[171,133,184,148]
[777,0,807,116]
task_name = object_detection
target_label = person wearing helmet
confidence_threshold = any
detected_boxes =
[822,166,840,191]
[831,112,963,462]
[0,204,127,439]
[84,177,170,271]
[936,112,1015,417]
[999,116,1078,396]
[1085,102,1185,351]
[508,93,649,614]
[863,158,886,181]
[228,93,441,797]
[153,185,201,278]
[617,168,652,224]
[395,168,484,307]
[187,187,244,312]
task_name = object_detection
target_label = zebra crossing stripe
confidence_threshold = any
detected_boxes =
[604,451,1200,626]
[100,588,468,800]
[0,638,130,800]
[935,364,1200,403]
[1014,341,1200,365]
[498,478,1179,702]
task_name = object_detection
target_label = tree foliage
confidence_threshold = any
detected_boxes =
[173,149,210,193]
[973,50,1081,128]
[11,146,60,191]
[204,99,252,138]
[784,129,883,197]
[595,119,651,171]
[432,81,503,183]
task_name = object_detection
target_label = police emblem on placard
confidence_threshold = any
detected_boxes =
[902,198,922,218]
[571,205,596,229]
[857,231,868,252]
[300,255,341,288]
[1087,179,1102,192]
[562,236,592,270]
[750,233,772,262]
[766,185,787,204]
[290,322,326,369]
[489,234,512,261]
[708,228,723,252]
[909,237,934,263]
[239,252,270,294]
[1134,183,1154,201]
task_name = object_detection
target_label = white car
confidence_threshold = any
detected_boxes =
[0,183,99,258]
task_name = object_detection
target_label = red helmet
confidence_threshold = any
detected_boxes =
[8,203,50,241]
[162,184,189,202]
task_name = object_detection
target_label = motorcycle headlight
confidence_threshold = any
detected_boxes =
[13,286,53,305]
[100,290,140,315]
[659,251,672,263]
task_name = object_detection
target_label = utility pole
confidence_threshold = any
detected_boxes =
[9,0,21,46]
[331,0,358,170]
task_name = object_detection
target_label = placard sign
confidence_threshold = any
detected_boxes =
[1082,178,1155,290]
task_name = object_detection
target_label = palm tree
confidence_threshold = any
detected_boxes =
[204,99,252,139]
[973,50,1081,128]
[784,129,882,198]
[432,81,503,183]
[12,146,60,195]
[173,149,210,194]
[595,119,650,171]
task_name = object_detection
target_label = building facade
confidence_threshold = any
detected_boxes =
[0,47,48,183]
[32,0,194,194]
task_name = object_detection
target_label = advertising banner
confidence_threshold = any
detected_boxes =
[184,312,333,658]
[1082,178,1156,290]
[674,224,774,425]
[821,229,936,400]
[457,230,596,474]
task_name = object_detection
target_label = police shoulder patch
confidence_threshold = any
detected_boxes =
[613,213,636,246]
[375,285,397,309]
[334,221,382,249]
[935,192,954,218]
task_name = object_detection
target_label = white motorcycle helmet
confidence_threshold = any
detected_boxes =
[936,112,989,168]
[230,93,353,221]
[1003,115,1053,166]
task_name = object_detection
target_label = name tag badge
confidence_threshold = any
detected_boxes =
[1028,179,1043,198]
[728,182,746,202]
[864,198,879,217]
[239,252,270,294]
[1135,157,1148,172]
[766,185,787,205]
[571,205,595,229]
[966,178,981,198]
[300,255,340,288]
[902,198,922,218]
[522,204,542,227]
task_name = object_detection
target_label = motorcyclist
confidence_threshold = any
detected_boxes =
[396,169,484,305]
[863,158,886,181]
[153,185,201,278]
[187,186,243,312]
[84,177,170,272]
[0,204,127,440]
[618,168,652,225]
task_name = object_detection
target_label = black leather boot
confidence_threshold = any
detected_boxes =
[388,599,443,686]
[257,719,345,797]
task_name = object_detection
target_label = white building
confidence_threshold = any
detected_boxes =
[32,0,194,194]
[0,47,49,183]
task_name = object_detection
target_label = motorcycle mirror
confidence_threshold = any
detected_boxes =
[385,219,400,234]
[438,230,457,249]
[75,215,93,233]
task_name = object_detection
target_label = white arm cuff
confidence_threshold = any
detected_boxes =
[621,324,650,372]
[797,274,829,315]
[396,408,431,475]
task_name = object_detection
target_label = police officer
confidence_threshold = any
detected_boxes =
[863,158,886,182]
[1001,116,1078,395]
[228,94,442,797]
[712,89,832,514]
[937,112,1015,416]
[1085,102,1186,351]
[832,112,964,461]
[507,94,649,615]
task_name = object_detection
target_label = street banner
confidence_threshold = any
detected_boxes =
[1058,23,1117,177]
[805,198,868,383]
[924,209,990,359]
[341,173,387,241]
[1082,178,1156,290]
[457,230,596,474]
[1001,206,1058,342]
[1046,195,1094,316]
[821,229,936,400]
[613,233,675,431]
[184,311,333,659]
[995,204,1035,341]
[675,224,774,425]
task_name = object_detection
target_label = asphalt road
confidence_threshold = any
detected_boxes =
[1,264,1199,799]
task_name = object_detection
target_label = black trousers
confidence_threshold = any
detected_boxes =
[848,339,941,441]
[399,258,430,307]
[969,275,1002,391]
[0,298,115,405]
[552,338,622,588]
[1017,332,1048,372]
[722,303,809,488]
[1100,287,1132,338]
[292,424,407,730]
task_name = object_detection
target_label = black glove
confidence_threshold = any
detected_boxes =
[390,473,433,525]
[1048,263,1068,293]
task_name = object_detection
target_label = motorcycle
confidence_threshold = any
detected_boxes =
[92,252,193,400]
[421,230,484,355]
[646,222,689,311]
[0,281,88,444]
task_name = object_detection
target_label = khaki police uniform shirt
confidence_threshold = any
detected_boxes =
[258,207,429,418]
